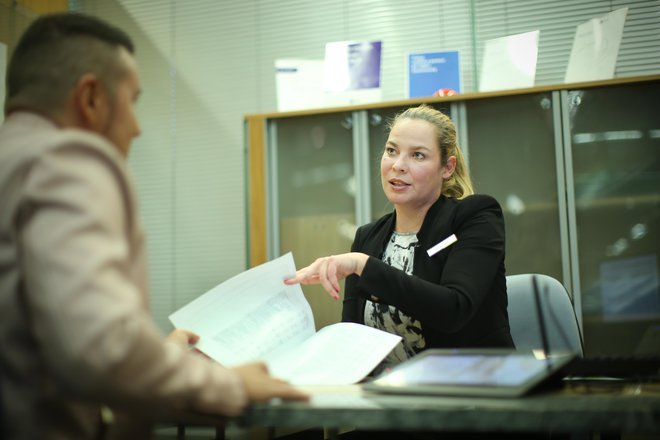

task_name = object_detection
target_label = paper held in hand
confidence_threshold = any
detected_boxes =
[169,253,401,385]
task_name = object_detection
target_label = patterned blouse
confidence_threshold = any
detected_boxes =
[364,231,426,363]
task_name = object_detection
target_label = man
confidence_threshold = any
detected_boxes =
[0,12,307,439]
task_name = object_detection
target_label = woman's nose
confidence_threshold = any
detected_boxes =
[393,156,407,171]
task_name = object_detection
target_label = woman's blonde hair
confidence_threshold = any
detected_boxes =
[387,104,474,199]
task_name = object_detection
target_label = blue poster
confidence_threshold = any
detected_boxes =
[408,51,461,98]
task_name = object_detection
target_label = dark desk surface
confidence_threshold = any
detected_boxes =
[235,382,660,434]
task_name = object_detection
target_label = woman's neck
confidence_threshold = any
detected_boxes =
[394,204,431,233]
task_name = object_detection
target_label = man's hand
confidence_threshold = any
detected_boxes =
[231,362,309,402]
[166,328,200,348]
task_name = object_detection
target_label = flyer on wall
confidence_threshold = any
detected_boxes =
[407,50,461,98]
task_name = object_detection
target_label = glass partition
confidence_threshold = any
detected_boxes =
[567,82,660,356]
[466,93,564,282]
[272,113,355,329]
[263,79,660,348]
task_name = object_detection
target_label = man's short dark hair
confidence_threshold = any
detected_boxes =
[5,12,135,115]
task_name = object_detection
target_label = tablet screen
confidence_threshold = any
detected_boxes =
[365,349,575,397]
[375,353,555,386]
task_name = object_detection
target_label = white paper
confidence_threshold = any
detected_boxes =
[564,8,628,83]
[269,384,379,408]
[169,253,401,385]
[322,40,383,106]
[275,59,325,112]
[479,30,540,92]
[169,253,314,366]
[266,322,401,385]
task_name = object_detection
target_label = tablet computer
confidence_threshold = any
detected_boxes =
[362,349,575,397]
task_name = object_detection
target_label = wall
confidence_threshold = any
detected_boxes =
[3,0,658,331]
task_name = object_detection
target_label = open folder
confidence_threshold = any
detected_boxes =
[169,253,401,385]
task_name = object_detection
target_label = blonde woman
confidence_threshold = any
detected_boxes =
[286,105,513,363]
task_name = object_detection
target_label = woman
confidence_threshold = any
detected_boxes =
[285,105,513,363]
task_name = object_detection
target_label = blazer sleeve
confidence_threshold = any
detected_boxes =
[355,196,505,333]
[341,226,365,323]
[18,141,248,417]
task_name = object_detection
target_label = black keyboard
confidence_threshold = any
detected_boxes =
[564,355,660,379]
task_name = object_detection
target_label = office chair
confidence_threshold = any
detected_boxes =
[506,274,584,356]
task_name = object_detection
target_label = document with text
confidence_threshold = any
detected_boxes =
[169,253,401,385]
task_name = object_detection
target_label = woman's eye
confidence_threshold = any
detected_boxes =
[385,147,396,155]
[413,152,425,160]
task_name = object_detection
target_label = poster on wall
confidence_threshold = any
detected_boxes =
[406,50,461,98]
[479,30,540,92]
[564,7,628,83]
[322,40,382,106]
[275,59,325,112]
[0,43,6,124]
[600,254,660,321]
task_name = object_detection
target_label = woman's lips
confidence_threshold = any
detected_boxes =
[389,178,410,187]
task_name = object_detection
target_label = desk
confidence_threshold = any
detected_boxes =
[232,382,660,436]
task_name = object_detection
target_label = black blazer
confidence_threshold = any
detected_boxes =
[342,194,514,349]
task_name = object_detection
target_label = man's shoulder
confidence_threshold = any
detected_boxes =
[1,112,120,162]
[47,127,120,162]
[0,113,130,203]
[54,128,121,160]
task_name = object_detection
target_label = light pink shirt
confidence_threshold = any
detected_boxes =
[0,112,246,439]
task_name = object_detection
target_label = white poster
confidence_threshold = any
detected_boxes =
[322,40,382,106]
[479,30,540,92]
[275,59,324,112]
[1,43,6,124]
[564,8,628,83]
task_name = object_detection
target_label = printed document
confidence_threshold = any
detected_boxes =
[479,30,539,92]
[169,253,401,385]
[564,7,628,83]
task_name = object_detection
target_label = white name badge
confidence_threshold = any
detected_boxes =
[426,234,457,257]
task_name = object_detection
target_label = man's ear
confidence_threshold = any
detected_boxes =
[443,155,457,179]
[73,74,108,131]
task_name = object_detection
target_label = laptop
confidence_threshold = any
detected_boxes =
[362,349,575,398]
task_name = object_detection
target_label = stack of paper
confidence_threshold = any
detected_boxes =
[169,253,401,385]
